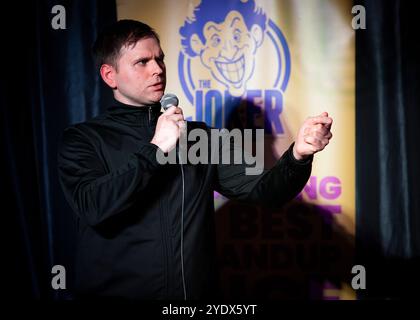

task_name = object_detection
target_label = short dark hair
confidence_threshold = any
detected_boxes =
[92,19,160,70]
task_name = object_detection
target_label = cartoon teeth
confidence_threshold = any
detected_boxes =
[215,55,245,84]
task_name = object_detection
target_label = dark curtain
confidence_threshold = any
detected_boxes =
[2,0,116,299]
[356,0,420,298]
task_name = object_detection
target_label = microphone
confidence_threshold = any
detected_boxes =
[160,93,179,110]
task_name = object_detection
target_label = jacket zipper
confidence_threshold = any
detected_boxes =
[148,106,151,124]
[159,198,170,298]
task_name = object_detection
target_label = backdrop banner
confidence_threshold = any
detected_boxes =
[117,0,355,299]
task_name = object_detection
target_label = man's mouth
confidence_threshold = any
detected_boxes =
[150,82,164,90]
[215,55,245,84]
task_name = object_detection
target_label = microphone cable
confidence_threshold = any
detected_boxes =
[178,149,187,300]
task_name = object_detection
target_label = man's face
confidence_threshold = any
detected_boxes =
[112,36,166,106]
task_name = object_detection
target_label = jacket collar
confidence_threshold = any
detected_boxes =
[106,98,162,126]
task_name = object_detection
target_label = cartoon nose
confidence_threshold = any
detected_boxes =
[222,40,235,58]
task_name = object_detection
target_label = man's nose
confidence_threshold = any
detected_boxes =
[150,59,164,75]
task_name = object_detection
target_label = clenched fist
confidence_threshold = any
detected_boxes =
[293,112,333,161]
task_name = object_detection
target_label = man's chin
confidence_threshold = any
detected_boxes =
[154,91,165,102]
[146,92,164,104]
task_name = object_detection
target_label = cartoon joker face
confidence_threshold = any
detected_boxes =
[189,11,264,97]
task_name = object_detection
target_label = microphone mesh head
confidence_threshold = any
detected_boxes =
[160,93,179,110]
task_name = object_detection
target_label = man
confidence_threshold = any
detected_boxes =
[58,20,332,300]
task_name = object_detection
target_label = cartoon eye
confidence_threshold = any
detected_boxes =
[211,35,221,47]
[233,30,241,43]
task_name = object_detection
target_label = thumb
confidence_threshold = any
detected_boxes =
[163,106,179,115]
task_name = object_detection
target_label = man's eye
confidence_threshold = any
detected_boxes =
[137,60,147,65]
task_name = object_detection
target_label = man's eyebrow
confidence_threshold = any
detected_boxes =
[230,17,240,27]
[132,53,164,64]
[133,56,150,63]
[207,24,221,32]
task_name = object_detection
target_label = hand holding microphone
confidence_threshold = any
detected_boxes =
[151,94,185,153]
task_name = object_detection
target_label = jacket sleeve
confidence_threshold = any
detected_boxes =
[57,126,161,227]
[215,141,312,208]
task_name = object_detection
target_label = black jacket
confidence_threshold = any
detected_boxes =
[57,99,312,300]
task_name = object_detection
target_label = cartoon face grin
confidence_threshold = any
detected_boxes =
[214,55,245,85]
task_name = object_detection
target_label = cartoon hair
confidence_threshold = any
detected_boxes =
[180,0,267,57]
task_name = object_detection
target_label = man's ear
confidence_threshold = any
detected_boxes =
[100,64,117,89]
[190,33,204,56]
[251,24,264,49]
